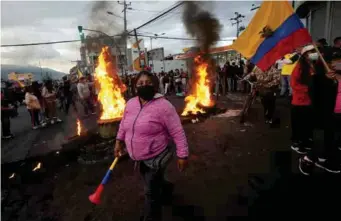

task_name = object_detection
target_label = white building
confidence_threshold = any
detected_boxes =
[295,1,341,44]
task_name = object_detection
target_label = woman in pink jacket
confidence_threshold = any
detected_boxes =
[114,71,189,221]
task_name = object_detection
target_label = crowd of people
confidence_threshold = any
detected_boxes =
[241,37,341,174]
[122,68,188,98]
[1,73,99,138]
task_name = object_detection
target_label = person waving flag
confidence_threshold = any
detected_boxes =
[231,0,312,71]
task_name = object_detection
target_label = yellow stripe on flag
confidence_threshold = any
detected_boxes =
[78,69,83,78]
[230,1,294,59]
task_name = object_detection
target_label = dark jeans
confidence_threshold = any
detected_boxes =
[28,109,40,126]
[175,82,182,94]
[138,144,174,220]
[140,162,164,221]
[261,90,277,121]
[81,98,94,115]
[291,105,313,146]
[1,110,11,136]
[65,95,77,114]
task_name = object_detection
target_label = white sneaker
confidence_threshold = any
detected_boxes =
[318,157,327,163]
[51,120,55,125]
[56,118,62,123]
[32,126,38,130]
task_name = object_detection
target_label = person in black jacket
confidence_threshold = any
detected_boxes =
[1,93,14,139]
[62,76,73,114]
[230,62,238,92]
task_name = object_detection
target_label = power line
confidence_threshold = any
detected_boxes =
[128,1,184,34]
[0,39,81,47]
[128,8,181,14]
[135,33,233,42]
[1,33,233,48]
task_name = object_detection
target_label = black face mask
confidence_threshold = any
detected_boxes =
[137,85,155,101]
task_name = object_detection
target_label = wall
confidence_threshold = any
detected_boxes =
[330,2,341,43]
[150,60,187,73]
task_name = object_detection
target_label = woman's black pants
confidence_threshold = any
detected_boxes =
[291,105,313,146]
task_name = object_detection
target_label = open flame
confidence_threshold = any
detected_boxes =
[95,46,126,120]
[182,55,214,116]
[33,162,41,171]
[77,119,81,136]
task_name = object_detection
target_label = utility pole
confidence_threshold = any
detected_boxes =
[39,60,43,79]
[134,29,142,69]
[118,0,131,74]
[230,12,245,37]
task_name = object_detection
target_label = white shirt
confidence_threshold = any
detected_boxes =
[276,58,292,70]
[77,82,90,99]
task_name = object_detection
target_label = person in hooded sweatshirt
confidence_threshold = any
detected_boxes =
[114,71,189,221]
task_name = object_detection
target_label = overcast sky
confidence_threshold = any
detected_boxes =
[1,1,259,73]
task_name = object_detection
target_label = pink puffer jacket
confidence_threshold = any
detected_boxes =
[117,94,189,161]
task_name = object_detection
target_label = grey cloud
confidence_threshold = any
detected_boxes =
[1,1,90,28]
[1,44,61,64]
[1,1,255,73]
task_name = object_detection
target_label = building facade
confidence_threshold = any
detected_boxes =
[295,1,341,44]
[81,35,126,75]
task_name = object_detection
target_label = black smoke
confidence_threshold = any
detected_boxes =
[182,1,221,53]
[86,1,124,53]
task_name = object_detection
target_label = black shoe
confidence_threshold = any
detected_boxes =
[291,143,307,154]
[315,160,341,174]
[299,156,314,176]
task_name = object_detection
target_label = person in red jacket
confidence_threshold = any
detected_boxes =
[290,45,317,154]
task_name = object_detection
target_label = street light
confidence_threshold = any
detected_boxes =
[107,11,124,19]
[251,4,260,11]
[150,33,165,50]
[148,32,165,72]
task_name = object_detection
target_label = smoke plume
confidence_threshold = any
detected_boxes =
[182,1,221,53]
[86,1,124,53]
[89,1,120,34]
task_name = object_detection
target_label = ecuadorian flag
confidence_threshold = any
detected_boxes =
[77,69,83,78]
[231,1,312,71]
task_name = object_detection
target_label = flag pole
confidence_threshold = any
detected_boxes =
[313,43,331,73]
